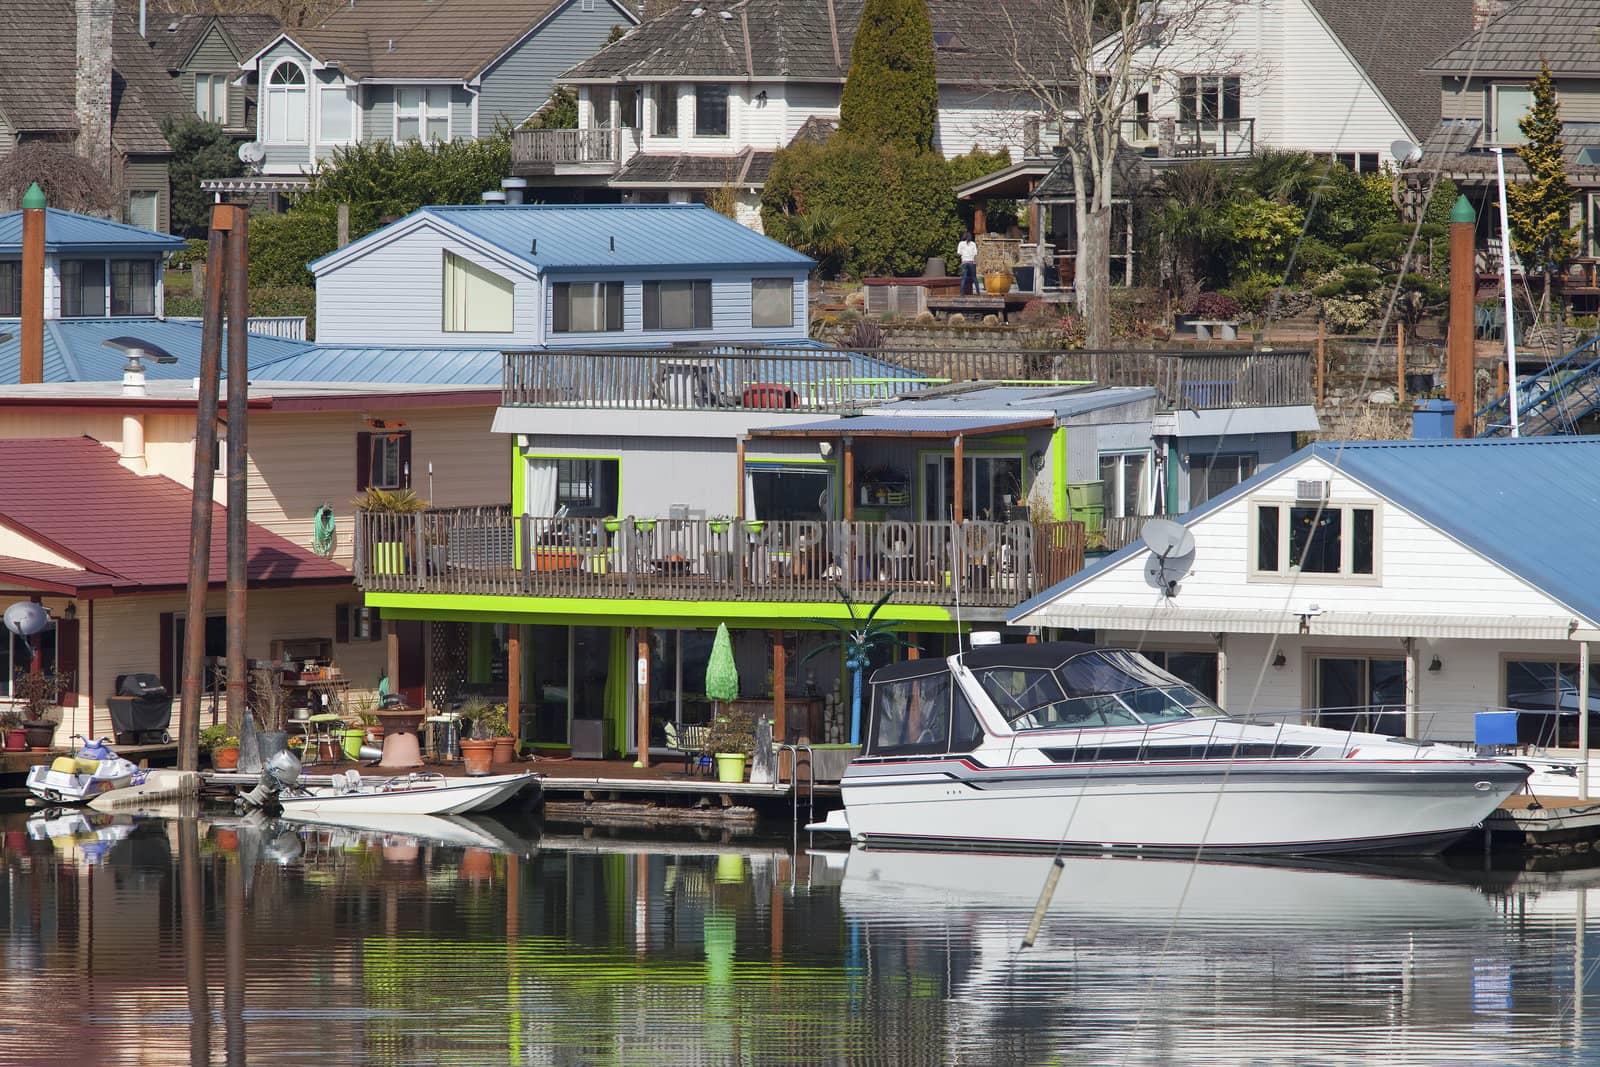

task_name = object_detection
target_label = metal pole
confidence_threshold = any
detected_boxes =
[635,629,651,768]
[180,207,228,772]
[1493,146,1521,436]
[225,205,250,736]
[1580,639,1590,801]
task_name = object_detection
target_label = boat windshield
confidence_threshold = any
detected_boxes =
[970,649,1223,731]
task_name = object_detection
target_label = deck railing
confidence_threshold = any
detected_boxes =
[356,508,1085,609]
[511,127,635,166]
[501,347,1313,413]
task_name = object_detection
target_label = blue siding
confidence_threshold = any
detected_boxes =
[477,0,632,127]
[363,84,395,143]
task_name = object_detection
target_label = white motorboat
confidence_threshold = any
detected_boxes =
[274,769,542,818]
[825,641,1529,855]
[25,736,144,805]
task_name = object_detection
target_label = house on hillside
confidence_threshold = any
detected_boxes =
[226,0,638,190]
[148,10,282,138]
[0,0,189,230]
[516,0,1048,228]
[1010,438,1600,747]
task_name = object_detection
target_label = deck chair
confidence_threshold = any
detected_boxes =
[663,721,710,776]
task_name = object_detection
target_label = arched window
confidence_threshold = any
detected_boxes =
[265,61,307,143]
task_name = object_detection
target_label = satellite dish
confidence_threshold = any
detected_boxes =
[238,141,266,165]
[1140,518,1195,597]
[3,601,50,638]
[1389,139,1422,166]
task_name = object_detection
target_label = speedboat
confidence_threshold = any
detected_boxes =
[817,641,1529,855]
[25,736,144,805]
[236,751,542,819]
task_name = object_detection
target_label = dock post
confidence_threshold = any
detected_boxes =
[225,204,250,738]
[507,624,522,750]
[1581,640,1591,801]
[635,629,651,768]
[772,630,786,745]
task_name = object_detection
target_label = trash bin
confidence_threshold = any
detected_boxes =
[1411,398,1456,439]
[1066,481,1105,534]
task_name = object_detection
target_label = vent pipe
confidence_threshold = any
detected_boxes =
[501,177,527,205]
[481,190,506,204]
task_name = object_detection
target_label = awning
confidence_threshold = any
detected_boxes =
[1013,603,1589,642]
[749,414,1052,439]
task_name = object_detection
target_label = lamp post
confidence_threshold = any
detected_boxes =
[1492,145,1521,436]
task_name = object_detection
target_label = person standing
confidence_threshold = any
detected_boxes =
[957,231,978,295]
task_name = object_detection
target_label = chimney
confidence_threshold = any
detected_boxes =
[75,0,114,182]
[1472,0,1507,29]
[20,183,44,386]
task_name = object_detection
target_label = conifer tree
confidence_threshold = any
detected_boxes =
[837,0,938,152]
[1506,62,1577,326]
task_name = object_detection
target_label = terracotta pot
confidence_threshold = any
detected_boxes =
[3,730,26,751]
[214,829,239,850]
[460,738,494,776]
[213,747,240,771]
[492,736,516,765]
[459,847,494,881]
[367,724,384,743]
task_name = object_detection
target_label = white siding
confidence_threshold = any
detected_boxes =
[781,85,841,140]
[313,221,542,346]
[933,89,1034,159]
[520,435,738,517]
[0,525,82,569]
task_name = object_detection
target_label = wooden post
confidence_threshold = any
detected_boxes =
[1447,195,1478,437]
[907,636,919,659]
[734,436,746,520]
[19,183,44,385]
[842,437,854,522]
[973,204,987,235]
[772,630,786,743]
[507,624,522,747]
[386,622,400,702]
[225,204,250,737]
[635,629,651,768]
[1396,322,1406,402]
[953,435,965,524]
[1316,321,1326,406]
[337,202,350,248]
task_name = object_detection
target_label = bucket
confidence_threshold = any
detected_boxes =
[341,729,366,761]
[714,753,747,783]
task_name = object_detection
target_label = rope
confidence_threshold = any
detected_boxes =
[311,504,337,557]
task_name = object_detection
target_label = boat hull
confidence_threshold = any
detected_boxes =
[25,764,139,806]
[839,757,1529,855]
[278,772,541,819]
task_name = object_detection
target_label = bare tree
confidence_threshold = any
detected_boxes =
[999,0,1245,347]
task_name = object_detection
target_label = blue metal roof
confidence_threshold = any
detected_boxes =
[1009,437,1600,625]
[310,203,815,275]
[0,318,313,384]
[0,209,188,255]
[251,345,508,386]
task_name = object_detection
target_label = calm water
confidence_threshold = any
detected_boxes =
[4,804,1600,1066]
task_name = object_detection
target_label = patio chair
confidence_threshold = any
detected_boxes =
[663,721,711,776]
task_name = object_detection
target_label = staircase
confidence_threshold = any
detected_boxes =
[1476,334,1600,437]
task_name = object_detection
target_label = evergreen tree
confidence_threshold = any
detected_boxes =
[837,0,938,153]
[1506,62,1577,324]
[162,118,244,238]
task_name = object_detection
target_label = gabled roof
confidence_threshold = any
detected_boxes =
[1010,437,1600,627]
[0,436,350,594]
[149,12,283,72]
[0,319,313,385]
[1427,0,1599,77]
[310,203,814,276]
[562,0,1052,86]
[245,0,636,82]
[0,208,188,255]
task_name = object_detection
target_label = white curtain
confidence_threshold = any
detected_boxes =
[744,471,757,520]
[526,459,558,517]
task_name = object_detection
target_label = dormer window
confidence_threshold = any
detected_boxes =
[265,61,308,143]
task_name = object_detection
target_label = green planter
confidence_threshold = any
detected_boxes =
[714,753,747,782]
[341,728,366,761]
[603,518,621,533]
[634,519,656,533]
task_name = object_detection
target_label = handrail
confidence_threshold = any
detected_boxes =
[1475,331,1600,435]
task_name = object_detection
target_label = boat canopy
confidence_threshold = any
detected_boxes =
[960,645,1222,732]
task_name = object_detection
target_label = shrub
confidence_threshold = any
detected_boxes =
[163,117,244,238]
[1186,292,1242,319]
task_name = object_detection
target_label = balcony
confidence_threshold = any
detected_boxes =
[510,127,638,175]
[356,507,1086,610]
[501,347,1314,414]
[1121,117,1256,160]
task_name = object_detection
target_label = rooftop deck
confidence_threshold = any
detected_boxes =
[501,347,1314,414]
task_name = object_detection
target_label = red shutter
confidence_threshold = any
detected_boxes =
[399,432,413,490]
[356,431,373,491]
[55,618,79,705]
[158,612,174,693]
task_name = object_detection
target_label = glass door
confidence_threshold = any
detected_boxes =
[921,454,1024,522]
[1314,656,1405,735]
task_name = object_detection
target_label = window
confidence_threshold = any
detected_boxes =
[1252,502,1376,577]
[319,84,354,143]
[552,281,624,332]
[397,86,449,142]
[922,454,1024,522]
[442,251,514,332]
[1188,453,1256,506]
[195,73,228,123]
[643,279,711,330]
[265,61,307,143]
[60,258,106,317]
[751,277,793,328]
[867,670,954,755]
[1505,659,1600,746]
[110,260,155,316]
[1493,83,1535,145]
[0,261,21,316]
[654,83,678,136]
[1315,656,1406,735]
[1099,451,1149,518]
[747,464,832,522]
[695,84,729,137]
[1179,75,1241,129]
[1142,650,1219,701]
[1332,151,1380,174]
[357,429,411,490]
[524,456,619,516]
[125,191,159,231]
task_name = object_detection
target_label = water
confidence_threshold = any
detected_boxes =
[4,804,1600,1066]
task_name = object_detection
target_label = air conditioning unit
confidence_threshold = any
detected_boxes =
[1295,479,1331,503]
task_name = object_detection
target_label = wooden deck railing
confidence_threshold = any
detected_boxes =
[510,127,635,166]
[356,509,1086,609]
[1101,515,1159,551]
[501,347,1313,413]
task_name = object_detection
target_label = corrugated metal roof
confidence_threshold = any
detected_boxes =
[251,345,508,386]
[750,414,1051,437]
[0,319,313,384]
[884,385,1158,418]
[0,209,189,254]
[315,204,815,275]
[1010,437,1600,626]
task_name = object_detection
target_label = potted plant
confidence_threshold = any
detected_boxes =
[705,705,755,783]
[983,268,1014,295]
[202,724,241,770]
[0,709,24,752]
[478,702,514,765]
[353,486,430,574]
[460,718,495,776]
[15,671,67,749]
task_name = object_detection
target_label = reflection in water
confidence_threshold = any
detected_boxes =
[2,805,1599,1065]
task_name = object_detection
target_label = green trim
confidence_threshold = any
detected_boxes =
[365,591,961,629]
[605,626,627,758]
[745,456,835,466]
[1165,441,1180,515]
[1051,427,1068,521]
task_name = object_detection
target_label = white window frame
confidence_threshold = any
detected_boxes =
[396,86,451,143]
[318,83,357,144]
[264,60,308,144]
[195,73,228,124]
[1249,500,1380,583]
[1098,450,1151,518]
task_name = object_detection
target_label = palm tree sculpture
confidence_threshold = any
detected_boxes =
[803,588,916,746]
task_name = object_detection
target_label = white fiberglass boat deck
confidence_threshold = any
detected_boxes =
[275,770,542,819]
[829,642,1528,855]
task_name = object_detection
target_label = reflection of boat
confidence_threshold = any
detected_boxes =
[25,736,143,805]
[827,642,1528,854]
[25,809,137,864]
[272,811,541,854]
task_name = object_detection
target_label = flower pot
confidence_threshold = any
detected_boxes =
[460,738,494,776]
[603,518,621,533]
[213,747,240,771]
[983,272,1013,295]
[714,752,747,783]
[3,730,25,752]
[342,728,367,761]
[214,829,239,851]
[634,519,656,533]
[709,520,729,535]
[22,721,56,749]
[492,736,516,765]
[459,847,494,882]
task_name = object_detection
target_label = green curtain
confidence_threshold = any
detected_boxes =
[603,627,628,757]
